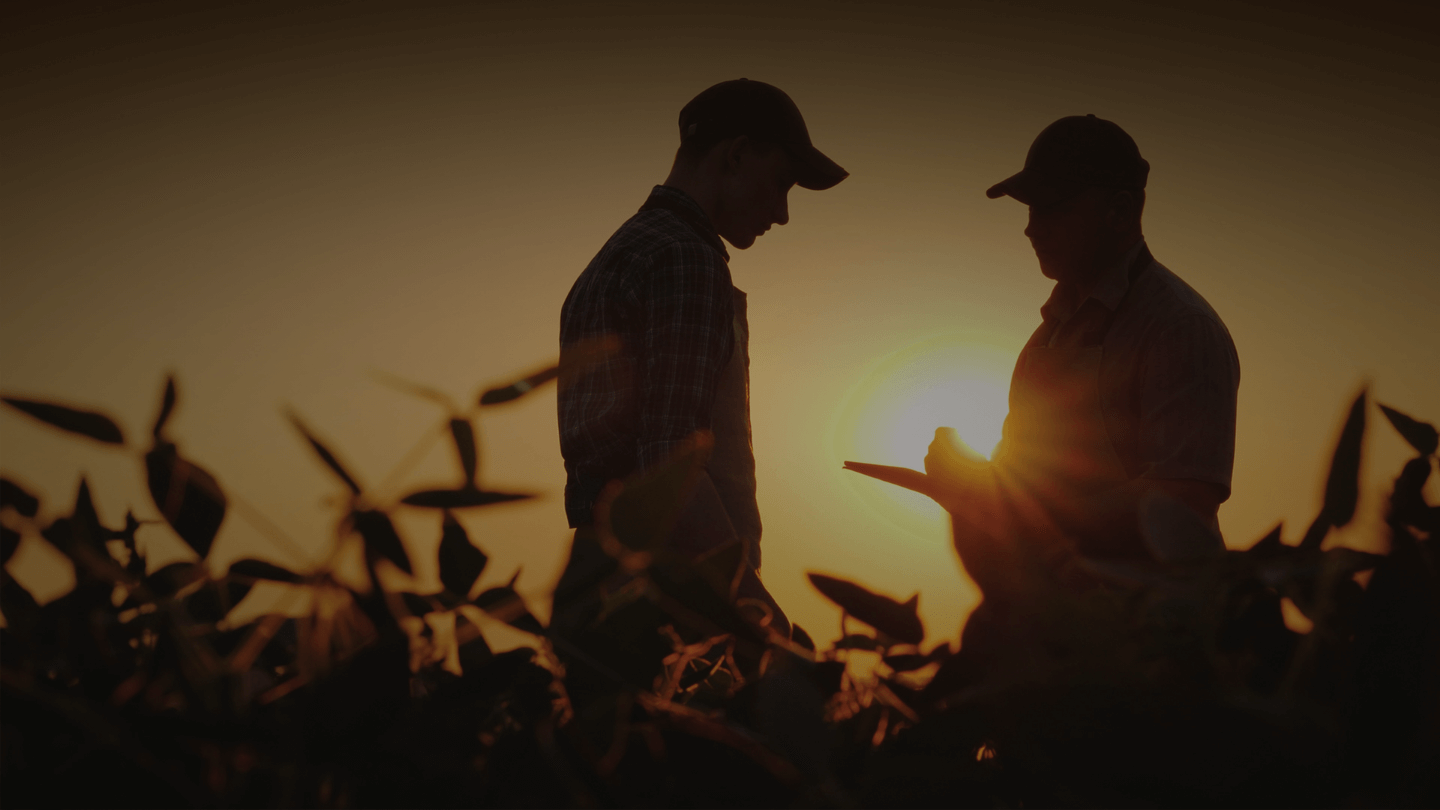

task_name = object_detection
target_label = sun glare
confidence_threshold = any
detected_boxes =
[831,335,1017,540]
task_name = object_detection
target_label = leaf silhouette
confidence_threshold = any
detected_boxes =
[0,566,40,632]
[353,509,411,574]
[369,369,458,411]
[834,633,880,651]
[449,418,478,486]
[478,336,622,406]
[146,561,206,598]
[478,365,560,406]
[2,396,124,445]
[1,526,20,565]
[188,580,252,623]
[228,558,302,584]
[41,485,133,589]
[808,573,925,644]
[1301,390,1366,550]
[1390,456,1434,529]
[286,411,362,496]
[790,623,816,652]
[152,376,177,438]
[401,591,439,619]
[145,444,227,559]
[809,660,846,697]
[400,487,532,508]
[1246,523,1286,557]
[437,512,487,597]
[1,477,40,518]
[1378,403,1438,457]
[66,478,108,557]
[474,585,544,634]
[883,653,932,672]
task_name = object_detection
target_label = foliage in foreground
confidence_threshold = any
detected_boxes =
[1,369,1437,808]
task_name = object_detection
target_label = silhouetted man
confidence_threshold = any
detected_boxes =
[849,115,1237,595]
[557,79,848,635]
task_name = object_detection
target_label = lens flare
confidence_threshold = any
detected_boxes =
[831,335,1017,540]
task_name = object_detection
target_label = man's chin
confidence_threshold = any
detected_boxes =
[722,233,758,250]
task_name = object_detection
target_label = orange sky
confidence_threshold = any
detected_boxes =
[3,0,1437,645]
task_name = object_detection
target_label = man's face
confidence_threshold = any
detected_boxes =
[713,140,795,250]
[1023,187,1116,284]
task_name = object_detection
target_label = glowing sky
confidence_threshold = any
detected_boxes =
[3,1,1437,644]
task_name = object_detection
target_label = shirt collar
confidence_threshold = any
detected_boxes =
[1039,238,1147,323]
[644,185,730,262]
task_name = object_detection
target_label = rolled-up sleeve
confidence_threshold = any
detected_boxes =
[636,242,734,471]
[1136,313,1241,496]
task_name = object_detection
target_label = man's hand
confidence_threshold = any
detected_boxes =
[923,427,991,514]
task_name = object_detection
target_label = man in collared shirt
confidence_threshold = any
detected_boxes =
[925,114,1240,588]
[556,79,848,635]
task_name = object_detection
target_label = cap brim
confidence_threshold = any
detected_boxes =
[986,170,1077,207]
[787,143,849,191]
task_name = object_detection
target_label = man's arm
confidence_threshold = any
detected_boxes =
[635,242,735,472]
[1135,312,1240,506]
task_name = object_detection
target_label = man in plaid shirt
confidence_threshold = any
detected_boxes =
[558,79,847,635]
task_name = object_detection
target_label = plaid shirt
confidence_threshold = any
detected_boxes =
[559,186,736,527]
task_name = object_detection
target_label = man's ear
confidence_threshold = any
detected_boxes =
[1107,189,1139,228]
[719,134,750,175]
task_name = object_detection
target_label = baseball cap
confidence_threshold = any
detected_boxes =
[679,79,849,191]
[986,114,1149,206]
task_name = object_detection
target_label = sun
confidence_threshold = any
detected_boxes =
[831,335,1017,539]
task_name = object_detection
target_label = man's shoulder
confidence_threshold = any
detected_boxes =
[599,206,728,270]
[1132,259,1233,340]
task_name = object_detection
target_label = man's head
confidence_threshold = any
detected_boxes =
[666,79,847,250]
[987,115,1148,283]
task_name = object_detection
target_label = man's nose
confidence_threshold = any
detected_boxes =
[774,196,790,226]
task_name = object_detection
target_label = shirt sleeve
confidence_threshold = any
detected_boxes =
[635,241,735,471]
[1136,313,1241,497]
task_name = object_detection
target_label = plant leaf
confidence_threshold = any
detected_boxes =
[883,653,932,672]
[808,573,925,644]
[369,369,457,411]
[809,660,845,697]
[1,526,20,566]
[790,623,816,652]
[400,488,532,508]
[145,444,227,559]
[67,478,108,558]
[474,585,544,634]
[1302,390,1366,550]
[286,411,362,495]
[152,376,177,438]
[146,561,206,598]
[2,396,124,444]
[1378,403,1438,457]
[1246,523,1285,557]
[0,477,40,518]
[479,365,559,406]
[833,633,880,651]
[449,418,478,487]
[228,558,302,583]
[401,591,439,619]
[353,509,411,574]
[1324,391,1367,526]
[478,336,622,407]
[437,512,486,597]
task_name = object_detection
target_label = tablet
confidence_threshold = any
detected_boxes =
[841,461,942,498]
